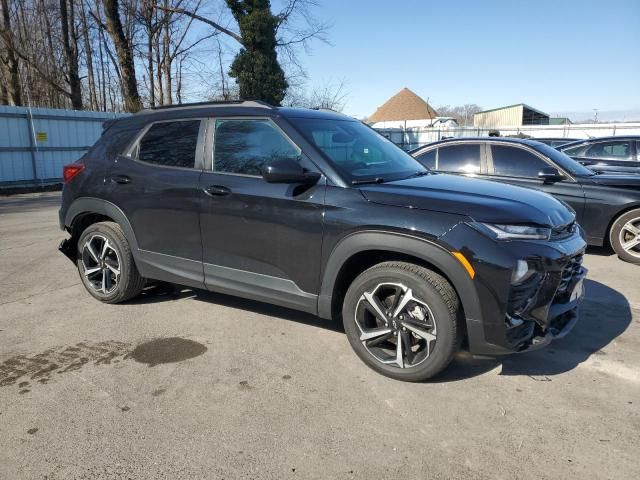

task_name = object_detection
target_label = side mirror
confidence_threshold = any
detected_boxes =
[538,167,564,183]
[262,157,321,185]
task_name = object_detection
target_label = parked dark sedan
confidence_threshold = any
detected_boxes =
[533,138,579,148]
[558,136,640,174]
[411,137,640,263]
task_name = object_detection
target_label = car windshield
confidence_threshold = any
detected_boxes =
[292,118,426,183]
[533,143,596,176]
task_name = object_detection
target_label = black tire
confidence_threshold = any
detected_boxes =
[76,221,145,303]
[342,261,461,382]
[609,208,640,264]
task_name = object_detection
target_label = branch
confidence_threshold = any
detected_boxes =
[153,6,243,46]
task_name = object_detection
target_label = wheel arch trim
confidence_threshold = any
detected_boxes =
[64,197,140,255]
[317,230,483,322]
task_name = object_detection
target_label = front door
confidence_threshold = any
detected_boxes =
[199,117,325,313]
[104,118,205,287]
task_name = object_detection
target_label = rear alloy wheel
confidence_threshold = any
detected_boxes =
[76,222,145,303]
[80,234,121,295]
[343,261,461,382]
[610,209,640,264]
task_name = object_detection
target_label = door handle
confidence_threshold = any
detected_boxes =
[108,175,132,184]
[203,185,232,197]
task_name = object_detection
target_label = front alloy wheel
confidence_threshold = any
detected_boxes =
[343,261,461,382]
[355,283,437,369]
[610,209,640,264]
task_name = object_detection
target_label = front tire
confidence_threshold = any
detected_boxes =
[76,221,145,303]
[610,209,640,264]
[342,261,461,382]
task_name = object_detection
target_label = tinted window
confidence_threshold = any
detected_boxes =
[437,144,480,173]
[585,141,632,160]
[214,119,301,175]
[492,145,549,178]
[415,149,436,169]
[137,120,201,168]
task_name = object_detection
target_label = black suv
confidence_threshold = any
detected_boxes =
[59,101,587,382]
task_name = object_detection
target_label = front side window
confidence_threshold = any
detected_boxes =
[137,120,201,168]
[213,119,301,175]
[293,118,424,182]
[585,141,632,160]
[436,144,481,173]
[492,145,549,178]
[562,144,589,157]
[415,149,436,169]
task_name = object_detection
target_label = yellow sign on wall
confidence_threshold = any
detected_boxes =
[36,132,48,142]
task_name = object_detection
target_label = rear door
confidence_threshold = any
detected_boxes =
[484,144,586,223]
[198,117,325,312]
[105,118,205,287]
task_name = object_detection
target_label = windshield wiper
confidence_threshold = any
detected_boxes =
[352,177,386,185]
[410,170,430,178]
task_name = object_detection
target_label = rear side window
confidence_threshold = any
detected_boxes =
[492,145,548,178]
[415,149,436,169]
[137,120,201,168]
[437,144,480,173]
[214,119,301,175]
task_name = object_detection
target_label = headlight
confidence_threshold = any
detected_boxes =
[475,223,551,240]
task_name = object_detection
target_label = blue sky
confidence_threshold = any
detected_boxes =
[296,0,640,118]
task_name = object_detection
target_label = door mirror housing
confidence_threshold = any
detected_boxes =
[538,167,564,183]
[262,157,321,184]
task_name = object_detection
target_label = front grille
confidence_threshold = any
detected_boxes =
[556,254,584,296]
[550,221,577,241]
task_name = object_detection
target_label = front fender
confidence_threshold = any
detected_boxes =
[317,230,483,324]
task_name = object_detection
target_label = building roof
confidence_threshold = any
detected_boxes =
[369,88,438,123]
[474,103,549,117]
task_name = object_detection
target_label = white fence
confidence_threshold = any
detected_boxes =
[0,106,128,188]
[376,123,640,151]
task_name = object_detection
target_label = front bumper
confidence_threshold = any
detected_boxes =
[441,222,588,356]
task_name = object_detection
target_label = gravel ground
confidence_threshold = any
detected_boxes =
[1,192,638,479]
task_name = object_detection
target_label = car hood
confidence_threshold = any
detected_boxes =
[359,174,574,227]
[588,173,640,188]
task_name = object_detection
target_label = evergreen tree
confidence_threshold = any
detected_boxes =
[226,0,288,105]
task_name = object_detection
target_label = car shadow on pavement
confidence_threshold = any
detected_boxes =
[585,245,615,257]
[131,282,345,333]
[130,279,631,382]
[434,279,632,382]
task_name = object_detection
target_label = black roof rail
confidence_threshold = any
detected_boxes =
[138,99,274,114]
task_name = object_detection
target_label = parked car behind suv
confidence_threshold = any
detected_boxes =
[411,137,640,264]
[59,101,587,382]
[558,136,640,174]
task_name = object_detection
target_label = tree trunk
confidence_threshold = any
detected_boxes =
[0,0,23,106]
[59,0,83,109]
[102,0,142,112]
[80,0,98,110]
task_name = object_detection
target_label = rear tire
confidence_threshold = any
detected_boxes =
[342,261,461,382]
[76,221,145,303]
[609,209,640,264]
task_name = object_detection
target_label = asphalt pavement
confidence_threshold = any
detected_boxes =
[1,192,638,479]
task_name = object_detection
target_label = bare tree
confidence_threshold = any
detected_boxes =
[102,0,142,111]
[59,0,83,109]
[0,0,23,106]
